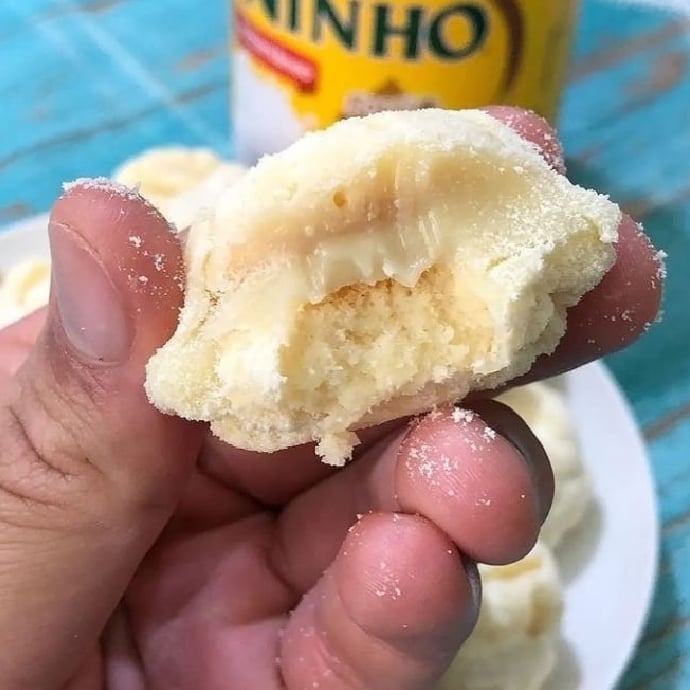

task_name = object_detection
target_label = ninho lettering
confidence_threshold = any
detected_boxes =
[239,0,491,60]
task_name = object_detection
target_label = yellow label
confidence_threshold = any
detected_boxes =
[233,0,579,129]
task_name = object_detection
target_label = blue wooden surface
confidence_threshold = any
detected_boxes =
[0,0,688,687]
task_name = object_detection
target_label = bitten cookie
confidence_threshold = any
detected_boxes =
[145,109,621,465]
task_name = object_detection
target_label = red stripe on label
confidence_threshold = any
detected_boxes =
[236,11,319,93]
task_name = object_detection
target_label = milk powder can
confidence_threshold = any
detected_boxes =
[231,0,580,163]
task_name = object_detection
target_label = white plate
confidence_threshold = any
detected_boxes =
[547,365,658,690]
[0,214,50,267]
[0,215,659,690]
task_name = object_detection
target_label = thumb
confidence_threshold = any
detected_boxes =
[0,180,203,688]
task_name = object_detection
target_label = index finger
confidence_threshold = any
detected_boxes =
[485,107,663,384]
[522,214,663,383]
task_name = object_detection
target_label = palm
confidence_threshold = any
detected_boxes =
[115,450,337,689]
[54,454,340,690]
[5,312,539,690]
[113,411,496,690]
[0,313,326,688]
[74,422,479,690]
[120,438,366,689]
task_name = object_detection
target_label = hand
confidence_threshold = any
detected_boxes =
[0,110,662,690]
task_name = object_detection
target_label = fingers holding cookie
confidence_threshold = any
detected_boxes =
[268,401,551,594]
[482,106,663,384]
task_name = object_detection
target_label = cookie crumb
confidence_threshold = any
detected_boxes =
[452,407,476,424]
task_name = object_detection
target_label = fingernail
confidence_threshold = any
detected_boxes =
[49,221,132,363]
[462,557,482,612]
[469,400,554,523]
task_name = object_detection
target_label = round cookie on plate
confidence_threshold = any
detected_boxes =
[0,148,249,330]
[114,147,247,229]
[497,381,592,549]
[438,541,564,690]
[113,146,225,210]
[439,379,591,690]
